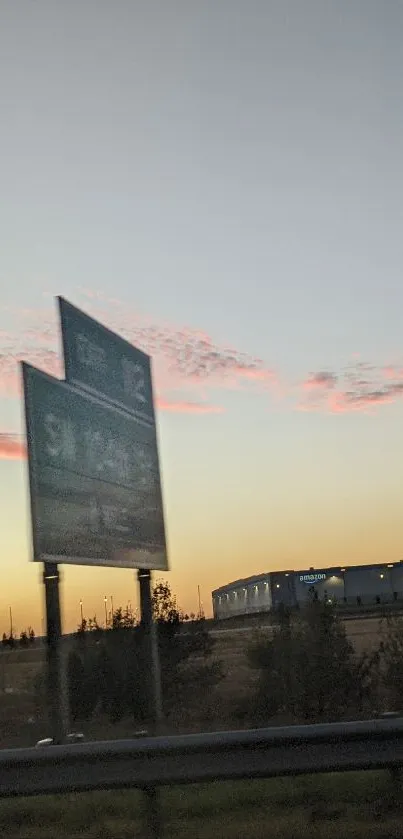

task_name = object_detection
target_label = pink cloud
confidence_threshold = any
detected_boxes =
[0,433,26,460]
[302,371,338,391]
[156,398,224,414]
[383,365,403,382]
[3,291,403,436]
[0,295,277,405]
[298,362,403,414]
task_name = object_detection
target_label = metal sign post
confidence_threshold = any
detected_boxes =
[43,563,69,744]
[138,569,163,728]
[138,568,163,839]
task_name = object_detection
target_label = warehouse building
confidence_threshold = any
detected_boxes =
[212,561,403,620]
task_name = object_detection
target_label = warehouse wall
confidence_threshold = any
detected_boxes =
[344,567,393,604]
[293,570,345,604]
[212,563,403,619]
[213,576,271,619]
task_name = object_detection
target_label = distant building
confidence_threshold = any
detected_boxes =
[212,561,403,619]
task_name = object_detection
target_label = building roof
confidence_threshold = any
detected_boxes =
[211,560,403,597]
[212,572,271,597]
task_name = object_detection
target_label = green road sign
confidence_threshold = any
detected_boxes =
[22,363,167,570]
[59,297,155,424]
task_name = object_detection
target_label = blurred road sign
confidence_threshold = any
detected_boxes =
[22,359,167,570]
[22,299,168,748]
[59,297,154,425]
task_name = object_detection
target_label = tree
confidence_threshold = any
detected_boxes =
[377,614,403,712]
[67,581,223,725]
[248,600,375,723]
[151,580,221,716]
[152,580,183,624]
[68,613,146,723]
[77,618,87,634]
[111,606,136,630]
[68,647,100,721]
[19,628,35,648]
[87,616,101,633]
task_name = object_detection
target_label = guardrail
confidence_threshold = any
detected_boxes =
[1,717,403,837]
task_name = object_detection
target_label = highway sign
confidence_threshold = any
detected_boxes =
[22,363,167,570]
[59,297,154,424]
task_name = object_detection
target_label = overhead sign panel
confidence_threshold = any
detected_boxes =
[58,297,154,424]
[22,363,167,570]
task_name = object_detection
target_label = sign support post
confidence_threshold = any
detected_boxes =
[138,569,163,839]
[138,569,163,729]
[43,563,68,744]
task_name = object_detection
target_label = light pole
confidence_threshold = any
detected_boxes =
[110,595,114,620]
[104,596,108,627]
[79,600,84,625]
[197,585,204,619]
[9,606,13,639]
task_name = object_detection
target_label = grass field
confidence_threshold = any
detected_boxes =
[0,772,402,838]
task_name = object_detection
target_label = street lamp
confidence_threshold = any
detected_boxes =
[79,600,84,624]
[104,596,108,627]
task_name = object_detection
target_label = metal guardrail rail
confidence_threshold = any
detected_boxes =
[1,718,403,835]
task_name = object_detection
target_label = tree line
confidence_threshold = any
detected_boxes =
[65,582,403,729]
[14,582,403,730]
[2,627,36,648]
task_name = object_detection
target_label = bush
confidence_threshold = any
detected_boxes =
[378,614,403,712]
[248,600,377,723]
[67,582,223,725]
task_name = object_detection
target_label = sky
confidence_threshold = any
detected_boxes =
[1,0,403,634]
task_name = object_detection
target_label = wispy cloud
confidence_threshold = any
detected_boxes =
[302,371,338,391]
[0,433,26,460]
[156,398,224,414]
[2,292,403,465]
[0,293,278,410]
[298,361,403,414]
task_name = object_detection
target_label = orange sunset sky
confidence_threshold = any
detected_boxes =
[1,1,403,634]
